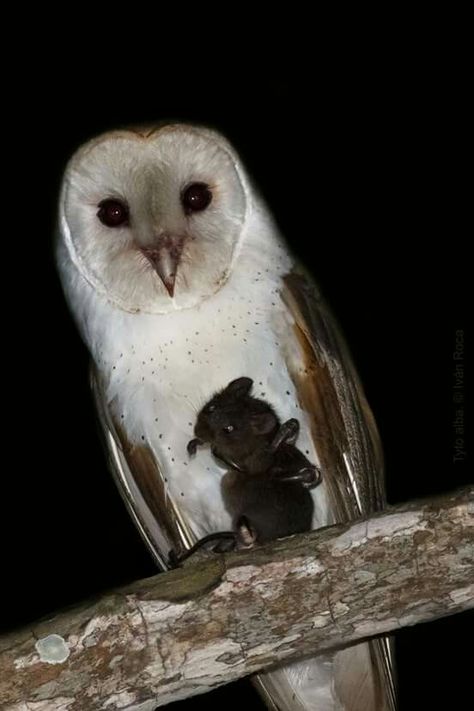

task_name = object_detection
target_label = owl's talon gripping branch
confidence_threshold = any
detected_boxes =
[168,531,237,567]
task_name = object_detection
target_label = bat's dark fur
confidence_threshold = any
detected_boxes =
[175,378,321,563]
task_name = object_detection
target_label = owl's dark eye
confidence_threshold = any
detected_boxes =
[97,199,129,228]
[181,183,212,214]
[223,424,235,434]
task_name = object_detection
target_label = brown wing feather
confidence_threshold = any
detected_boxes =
[90,367,193,569]
[287,315,359,523]
[282,269,385,514]
[280,267,397,711]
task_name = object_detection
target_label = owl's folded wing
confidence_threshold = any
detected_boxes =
[90,367,193,570]
[254,267,396,711]
[282,268,387,517]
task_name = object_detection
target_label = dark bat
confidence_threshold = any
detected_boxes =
[188,377,320,487]
[174,378,321,563]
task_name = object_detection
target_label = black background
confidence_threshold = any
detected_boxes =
[2,58,470,711]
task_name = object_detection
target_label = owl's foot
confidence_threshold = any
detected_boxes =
[168,531,237,567]
[211,536,238,554]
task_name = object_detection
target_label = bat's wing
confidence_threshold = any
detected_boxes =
[90,368,194,570]
[253,267,397,711]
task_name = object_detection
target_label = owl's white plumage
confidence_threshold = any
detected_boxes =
[57,123,395,710]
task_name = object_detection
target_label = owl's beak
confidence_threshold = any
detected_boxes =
[141,234,186,298]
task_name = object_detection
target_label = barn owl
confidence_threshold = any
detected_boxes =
[56,123,396,711]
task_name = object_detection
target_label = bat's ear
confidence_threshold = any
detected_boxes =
[250,412,278,435]
[225,377,253,398]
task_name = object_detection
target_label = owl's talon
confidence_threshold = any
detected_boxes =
[168,531,237,567]
[212,537,237,553]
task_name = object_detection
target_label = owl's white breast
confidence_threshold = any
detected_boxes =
[63,209,329,537]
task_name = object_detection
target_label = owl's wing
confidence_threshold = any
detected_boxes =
[253,266,397,711]
[90,367,193,571]
[281,268,386,518]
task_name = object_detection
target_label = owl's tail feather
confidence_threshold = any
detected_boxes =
[255,641,393,711]
[255,653,342,711]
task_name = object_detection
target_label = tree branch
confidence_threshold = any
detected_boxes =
[1,487,473,711]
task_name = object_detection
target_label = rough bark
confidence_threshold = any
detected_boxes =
[1,487,473,711]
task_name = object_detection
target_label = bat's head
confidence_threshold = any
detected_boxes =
[194,378,280,464]
[58,124,249,313]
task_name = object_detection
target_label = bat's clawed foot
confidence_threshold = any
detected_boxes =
[270,418,300,451]
[277,465,322,489]
[300,465,322,489]
[236,515,258,549]
[187,438,203,456]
